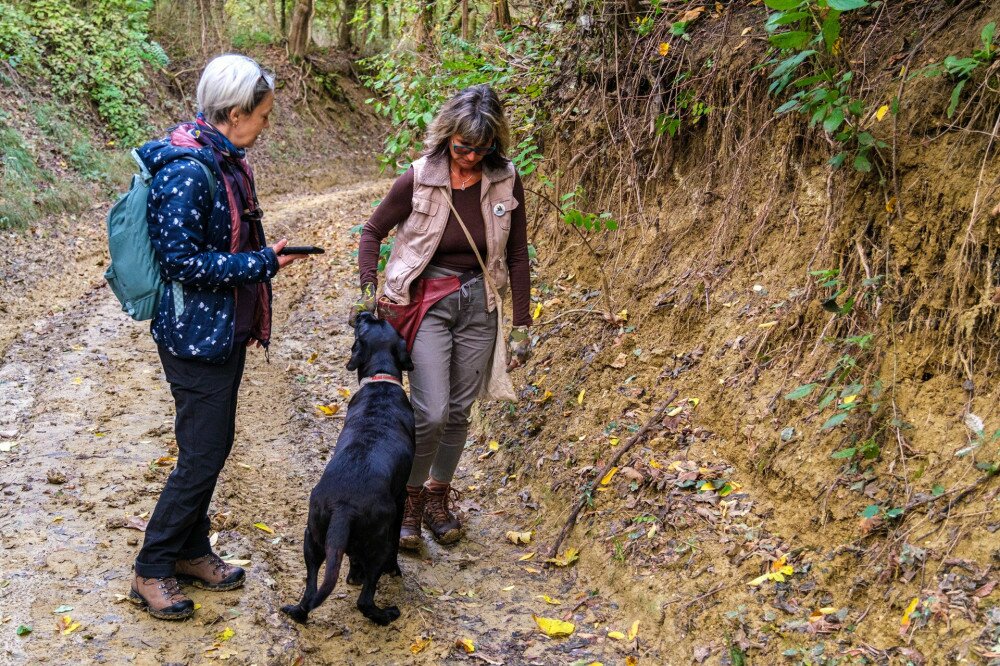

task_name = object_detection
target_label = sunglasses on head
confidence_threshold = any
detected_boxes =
[452,142,497,156]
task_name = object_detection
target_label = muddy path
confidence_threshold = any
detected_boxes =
[0,173,658,665]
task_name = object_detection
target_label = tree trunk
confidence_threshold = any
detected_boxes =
[266,0,279,33]
[461,0,469,40]
[288,0,315,58]
[414,0,436,47]
[281,0,288,36]
[493,0,511,30]
[339,0,358,49]
[381,0,390,39]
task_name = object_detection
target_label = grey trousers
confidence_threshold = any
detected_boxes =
[407,265,497,486]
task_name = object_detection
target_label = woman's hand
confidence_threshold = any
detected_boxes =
[271,239,309,270]
[506,326,531,371]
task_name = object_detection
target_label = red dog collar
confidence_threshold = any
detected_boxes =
[359,374,404,389]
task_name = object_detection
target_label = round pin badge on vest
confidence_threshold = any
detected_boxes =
[493,203,507,217]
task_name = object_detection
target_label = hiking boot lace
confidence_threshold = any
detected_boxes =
[426,486,461,524]
[157,576,185,602]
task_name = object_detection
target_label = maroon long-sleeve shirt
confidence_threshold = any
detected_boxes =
[359,167,531,326]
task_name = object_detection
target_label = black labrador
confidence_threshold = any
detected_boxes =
[282,312,415,626]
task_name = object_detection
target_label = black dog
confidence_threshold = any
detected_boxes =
[282,312,415,626]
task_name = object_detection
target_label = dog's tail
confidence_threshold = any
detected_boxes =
[308,517,350,611]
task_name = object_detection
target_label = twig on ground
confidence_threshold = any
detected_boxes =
[546,392,678,560]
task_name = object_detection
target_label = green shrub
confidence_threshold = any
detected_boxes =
[7,0,167,145]
[0,2,39,70]
[360,30,554,175]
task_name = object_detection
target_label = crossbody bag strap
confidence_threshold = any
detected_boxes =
[440,187,502,302]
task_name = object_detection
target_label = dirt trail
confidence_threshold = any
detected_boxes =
[0,172,658,665]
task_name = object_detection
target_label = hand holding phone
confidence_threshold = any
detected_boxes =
[278,245,325,255]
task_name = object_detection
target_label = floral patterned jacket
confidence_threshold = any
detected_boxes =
[137,123,278,363]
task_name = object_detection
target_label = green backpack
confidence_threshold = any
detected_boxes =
[104,149,216,321]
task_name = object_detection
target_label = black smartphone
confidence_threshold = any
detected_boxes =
[278,246,325,255]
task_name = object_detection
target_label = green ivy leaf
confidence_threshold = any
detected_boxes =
[831,447,856,459]
[827,0,868,9]
[821,412,849,430]
[785,383,817,400]
[861,504,880,518]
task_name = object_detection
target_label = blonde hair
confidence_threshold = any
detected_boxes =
[196,54,275,125]
[422,84,511,169]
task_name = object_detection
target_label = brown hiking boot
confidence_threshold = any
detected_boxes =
[423,480,463,545]
[129,575,195,620]
[399,484,426,551]
[176,553,245,591]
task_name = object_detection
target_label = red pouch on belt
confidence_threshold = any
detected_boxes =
[377,275,460,351]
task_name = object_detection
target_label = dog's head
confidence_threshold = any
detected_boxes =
[346,311,414,375]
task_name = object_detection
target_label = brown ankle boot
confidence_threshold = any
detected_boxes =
[423,480,463,544]
[399,485,426,551]
[176,553,245,591]
[129,575,195,620]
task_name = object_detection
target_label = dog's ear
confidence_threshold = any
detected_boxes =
[346,339,366,371]
[393,336,414,372]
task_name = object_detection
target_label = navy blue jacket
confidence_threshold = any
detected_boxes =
[137,125,278,363]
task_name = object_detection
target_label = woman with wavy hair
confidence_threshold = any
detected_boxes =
[355,84,532,549]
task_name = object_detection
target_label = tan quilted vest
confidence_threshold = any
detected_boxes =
[381,152,519,312]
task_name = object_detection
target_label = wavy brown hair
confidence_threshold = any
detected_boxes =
[422,84,511,170]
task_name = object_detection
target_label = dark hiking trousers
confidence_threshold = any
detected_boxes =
[134,344,247,578]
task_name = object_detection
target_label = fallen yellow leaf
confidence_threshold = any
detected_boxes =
[577,389,586,405]
[626,657,639,666]
[627,620,639,641]
[307,352,319,364]
[885,195,897,213]
[901,597,919,627]
[518,552,536,561]
[456,638,475,654]
[532,302,543,320]
[758,320,778,329]
[658,42,670,56]
[501,585,516,591]
[600,467,619,486]
[337,387,351,398]
[316,404,340,416]
[545,547,580,567]
[667,405,684,417]
[876,104,890,121]
[410,636,431,654]
[506,530,532,545]
[217,627,234,642]
[538,594,562,605]
[609,436,620,447]
[532,614,575,638]
[253,522,275,534]
[608,630,626,640]
[489,441,500,452]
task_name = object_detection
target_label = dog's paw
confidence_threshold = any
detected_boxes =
[346,572,362,586]
[366,605,401,626]
[281,604,309,624]
[382,561,402,577]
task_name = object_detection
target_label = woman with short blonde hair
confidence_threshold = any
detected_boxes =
[128,54,308,620]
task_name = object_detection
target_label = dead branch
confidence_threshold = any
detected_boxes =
[546,392,678,561]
